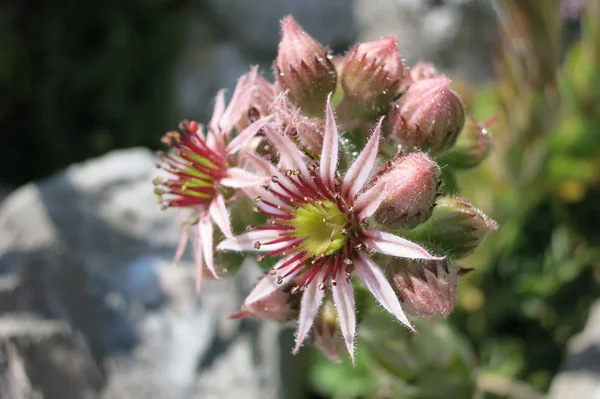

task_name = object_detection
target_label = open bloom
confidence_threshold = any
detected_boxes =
[218,95,441,362]
[154,76,271,293]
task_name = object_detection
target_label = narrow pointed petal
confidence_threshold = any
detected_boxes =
[294,270,327,354]
[218,230,286,252]
[354,183,388,219]
[221,167,269,188]
[355,252,414,331]
[173,224,191,266]
[363,229,442,260]
[192,223,204,294]
[332,274,356,364]
[244,255,302,305]
[262,125,312,180]
[244,185,294,213]
[209,194,233,238]
[199,214,219,279]
[320,94,339,189]
[209,89,226,133]
[342,117,383,199]
[226,115,273,154]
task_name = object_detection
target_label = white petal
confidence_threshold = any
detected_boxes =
[226,115,273,154]
[294,269,327,354]
[262,125,312,180]
[217,230,285,252]
[320,94,339,189]
[192,223,204,294]
[221,167,269,188]
[363,230,442,260]
[354,183,388,219]
[173,224,191,266]
[343,117,382,200]
[199,214,219,279]
[209,89,226,133]
[332,273,356,365]
[355,252,414,331]
[243,185,293,213]
[244,255,302,305]
[209,194,233,238]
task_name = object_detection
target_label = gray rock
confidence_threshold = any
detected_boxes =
[206,0,357,54]
[0,148,305,399]
[353,0,496,82]
[0,315,103,399]
[549,300,600,398]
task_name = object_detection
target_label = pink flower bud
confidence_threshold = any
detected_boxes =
[388,258,458,317]
[230,284,300,322]
[372,152,441,229]
[275,16,337,117]
[407,196,498,259]
[310,300,344,363]
[389,77,466,157]
[236,71,276,132]
[270,95,324,156]
[341,36,404,111]
[437,117,493,169]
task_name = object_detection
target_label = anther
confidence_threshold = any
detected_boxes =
[254,196,262,202]
[246,224,256,232]
[152,177,163,185]
[308,164,316,171]
[277,276,284,284]
[254,241,261,249]
[269,268,276,275]
[331,279,337,286]
[293,169,300,176]
[291,286,300,294]
[257,255,265,262]
[271,176,279,183]
[286,169,293,177]
[344,259,353,265]
[253,207,260,213]
[318,283,325,290]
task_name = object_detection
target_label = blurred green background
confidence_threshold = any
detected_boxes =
[2,0,599,398]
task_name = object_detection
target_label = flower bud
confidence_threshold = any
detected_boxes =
[372,152,441,229]
[275,16,337,117]
[230,283,300,322]
[407,196,498,259]
[310,300,344,363]
[270,95,324,156]
[388,258,458,317]
[437,117,493,170]
[341,36,404,112]
[399,61,440,91]
[235,69,276,132]
[389,77,465,157]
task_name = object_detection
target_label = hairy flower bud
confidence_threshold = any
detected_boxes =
[437,117,493,170]
[372,152,441,229]
[310,300,344,363]
[407,196,498,259]
[230,282,300,322]
[236,70,276,132]
[389,77,465,157]
[270,95,324,156]
[275,16,337,117]
[400,61,440,91]
[388,258,458,317]
[341,36,404,112]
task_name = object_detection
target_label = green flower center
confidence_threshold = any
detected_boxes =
[289,200,349,258]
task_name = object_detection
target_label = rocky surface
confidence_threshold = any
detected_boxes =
[549,300,600,398]
[0,148,307,399]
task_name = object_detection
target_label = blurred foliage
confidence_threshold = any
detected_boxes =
[310,1,600,398]
[0,0,186,185]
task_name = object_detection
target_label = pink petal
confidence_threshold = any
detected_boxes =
[363,230,442,260]
[320,94,339,189]
[243,185,293,213]
[262,125,313,180]
[192,223,204,294]
[226,115,273,154]
[354,183,388,220]
[217,230,283,252]
[332,273,356,365]
[355,252,414,331]
[209,194,233,238]
[173,223,191,266]
[199,214,219,279]
[342,117,383,200]
[221,167,269,188]
[240,149,280,176]
[244,255,302,305]
[209,89,226,133]
[294,269,327,354]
